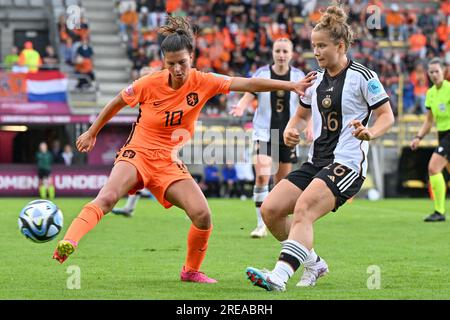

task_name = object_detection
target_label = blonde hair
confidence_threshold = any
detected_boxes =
[273,37,293,50]
[428,57,444,69]
[313,2,354,51]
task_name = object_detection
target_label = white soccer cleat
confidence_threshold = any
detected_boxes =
[250,225,268,238]
[296,258,329,287]
[111,207,134,217]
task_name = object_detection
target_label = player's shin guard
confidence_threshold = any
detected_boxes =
[184,224,212,272]
[253,185,269,227]
[429,173,446,214]
[63,203,105,244]
[272,240,309,284]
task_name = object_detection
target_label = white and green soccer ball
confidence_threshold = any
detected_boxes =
[18,200,63,243]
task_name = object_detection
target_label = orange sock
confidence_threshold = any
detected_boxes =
[63,203,104,245]
[184,224,212,272]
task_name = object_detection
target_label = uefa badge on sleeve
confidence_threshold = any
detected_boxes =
[124,84,134,97]
[367,79,382,95]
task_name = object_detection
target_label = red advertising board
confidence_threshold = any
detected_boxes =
[0,164,111,196]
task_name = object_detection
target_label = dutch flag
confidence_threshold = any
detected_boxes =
[26,71,68,102]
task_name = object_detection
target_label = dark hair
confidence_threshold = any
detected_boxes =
[313,2,354,51]
[158,15,195,54]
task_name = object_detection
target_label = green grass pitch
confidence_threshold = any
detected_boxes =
[1,197,450,300]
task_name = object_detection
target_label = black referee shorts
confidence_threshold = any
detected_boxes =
[435,131,450,159]
[38,169,51,179]
[286,162,365,212]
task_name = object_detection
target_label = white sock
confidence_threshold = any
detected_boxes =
[256,208,265,228]
[125,194,140,211]
[272,261,294,284]
[303,248,319,267]
[254,185,269,227]
[272,240,309,283]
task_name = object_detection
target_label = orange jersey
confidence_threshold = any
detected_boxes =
[121,68,231,152]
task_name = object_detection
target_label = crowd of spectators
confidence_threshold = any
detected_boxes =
[2,40,64,74]
[57,1,97,92]
[2,41,43,73]
[1,1,97,92]
[115,0,449,116]
[2,0,447,113]
[350,0,450,114]
[49,139,76,166]
[199,160,255,199]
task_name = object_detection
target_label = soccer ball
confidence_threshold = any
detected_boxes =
[18,200,63,243]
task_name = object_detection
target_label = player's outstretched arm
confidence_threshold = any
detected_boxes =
[411,110,434,150]
[349,101,395,141]
[76,94,128,153]
[284,106,312,147]
[229,92,255,117]
[229,72,317,96]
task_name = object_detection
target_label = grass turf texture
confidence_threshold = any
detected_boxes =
[1,197,450,300]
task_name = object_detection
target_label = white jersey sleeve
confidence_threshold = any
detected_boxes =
[299,86,313,108]
[360,70,389,110]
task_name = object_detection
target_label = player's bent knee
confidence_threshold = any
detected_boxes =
[260,202,282,222]
[95,190,121,212]
[188,207,212,228]
[428,164,442,176]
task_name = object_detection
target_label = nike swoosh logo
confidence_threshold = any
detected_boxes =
[153,101,163,106]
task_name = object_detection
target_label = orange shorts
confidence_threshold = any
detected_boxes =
[114,145,192,208]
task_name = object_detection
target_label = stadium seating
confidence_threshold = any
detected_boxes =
[0,0,45,7]
[1,0,447,198]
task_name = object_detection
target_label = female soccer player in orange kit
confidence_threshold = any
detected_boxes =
[53,16,316,283]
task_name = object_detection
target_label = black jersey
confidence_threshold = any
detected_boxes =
[299,60,390,176]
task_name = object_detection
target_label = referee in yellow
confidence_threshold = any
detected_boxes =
[411,57,450,222]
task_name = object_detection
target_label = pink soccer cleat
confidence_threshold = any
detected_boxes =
[180,266,218,283]
[52,239,77,264]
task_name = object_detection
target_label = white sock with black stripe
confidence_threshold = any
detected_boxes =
[271,240,309,284]
[253,185,269,227]
[303,248,320,267]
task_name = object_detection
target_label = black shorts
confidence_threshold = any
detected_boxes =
[38,169,51,179]
[435,131,450,159]
[253,140,298,163]
[286,162,365,211]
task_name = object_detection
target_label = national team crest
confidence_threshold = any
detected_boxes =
[322,95,332,108]
[186,92,199,106]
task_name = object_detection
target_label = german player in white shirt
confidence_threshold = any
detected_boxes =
[246,3,395,291]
